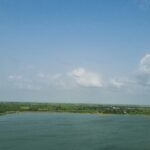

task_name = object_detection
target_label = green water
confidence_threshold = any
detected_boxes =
[0,113,150,150]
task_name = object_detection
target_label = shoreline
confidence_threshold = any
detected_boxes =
[1,111,150,117]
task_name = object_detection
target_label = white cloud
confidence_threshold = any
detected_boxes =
[109,54,150,89]
[110,78,124,88]
[50,74,72,89]
[36,73,70,88]
[8,74,41,91]
[139,54,150,74]
[69,68,103,88]
[8,75,23,80]
[110,54,150,88]
[134,54,150,86]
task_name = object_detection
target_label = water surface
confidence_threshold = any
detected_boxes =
[0,113,150,150]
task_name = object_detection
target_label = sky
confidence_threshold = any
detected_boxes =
[0,0,150,105]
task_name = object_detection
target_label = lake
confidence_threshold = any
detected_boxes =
[0,113,150,150]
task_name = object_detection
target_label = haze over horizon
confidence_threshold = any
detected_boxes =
[1,0,150,105]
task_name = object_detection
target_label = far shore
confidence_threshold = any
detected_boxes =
[1,102,150,116]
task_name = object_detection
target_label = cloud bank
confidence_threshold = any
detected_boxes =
[7,54,150,92]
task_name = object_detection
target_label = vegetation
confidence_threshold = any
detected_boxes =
[0,102,150,115]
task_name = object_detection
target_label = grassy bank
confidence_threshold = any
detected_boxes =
[0,102,150,115]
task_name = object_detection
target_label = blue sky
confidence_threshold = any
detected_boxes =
[0,0,150,104]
